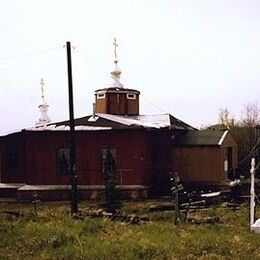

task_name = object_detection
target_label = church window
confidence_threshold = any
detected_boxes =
[56,148,70,175]
[127,93,136,100]
[101,147,116,175]
[5,145,17,169]
[97,93,105,99]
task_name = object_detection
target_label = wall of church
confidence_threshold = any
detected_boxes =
[148,129,174,196]
[95,91,140,115]
[0,128,182,198]
[0,132,27,183]
[127,97,139,115]
[22,129,151,187]
[107,93,126,115]
[95,96,107,113]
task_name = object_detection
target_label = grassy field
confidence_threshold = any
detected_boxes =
[0,199,260,259]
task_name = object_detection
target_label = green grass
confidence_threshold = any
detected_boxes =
[0,200,260,259]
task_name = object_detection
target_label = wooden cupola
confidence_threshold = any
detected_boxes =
[95,87,140,115]
[94,39,140,116]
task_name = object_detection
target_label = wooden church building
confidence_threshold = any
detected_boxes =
[0,42,238,200]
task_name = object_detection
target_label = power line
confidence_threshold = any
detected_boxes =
[3,44,166,116]
[74,48,107,75]
[0,43,168,115]
[140,95,168,114]
[0,47,62,62]
[74,47,124,87]
[75,47,167,114]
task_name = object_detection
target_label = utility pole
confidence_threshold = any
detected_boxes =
[66,41,78,214]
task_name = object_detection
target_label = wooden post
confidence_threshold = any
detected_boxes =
[250,157,256,229]
[171,172,182,225]
[66,41,78,214]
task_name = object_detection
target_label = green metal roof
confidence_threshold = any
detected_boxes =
[173,130,228,146]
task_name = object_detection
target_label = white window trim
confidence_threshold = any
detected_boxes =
[127,93,136,100]
[97,93,106,99]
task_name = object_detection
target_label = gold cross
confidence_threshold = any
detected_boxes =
[113,38,118,61]
[40,78,45,99]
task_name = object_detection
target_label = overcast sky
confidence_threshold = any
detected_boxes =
[0,0,259,133]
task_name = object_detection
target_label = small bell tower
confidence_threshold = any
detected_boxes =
[95,39,140,116]
[35,78,51,126]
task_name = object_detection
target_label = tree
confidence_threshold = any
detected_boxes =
[216,104,259,170]
[218,107,235,128]
[237,102,260,166]
[240,102,260,127]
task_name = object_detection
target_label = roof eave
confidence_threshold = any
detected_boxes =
[217,130,229,146]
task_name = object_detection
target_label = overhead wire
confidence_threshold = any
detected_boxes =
[140,95,168,114]
[73,48,107,75]
[75,47,168,114]
[74,47,124,88]
[0,46,63,62]
[0,43,169,115]
[75,46,158,123]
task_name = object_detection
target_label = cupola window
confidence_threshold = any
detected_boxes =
[127,93,136,100]
[97,93,106,99]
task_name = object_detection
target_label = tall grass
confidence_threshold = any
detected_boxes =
[0,200,260,259]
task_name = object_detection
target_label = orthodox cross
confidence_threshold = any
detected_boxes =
[40,78,45,99]
[113,38,118,61]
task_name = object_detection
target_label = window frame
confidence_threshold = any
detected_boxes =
[56,147,70,176]
[5,145,18,170]
[101,147,117,175]
[97,93,106,99]
[126,93,136,100]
